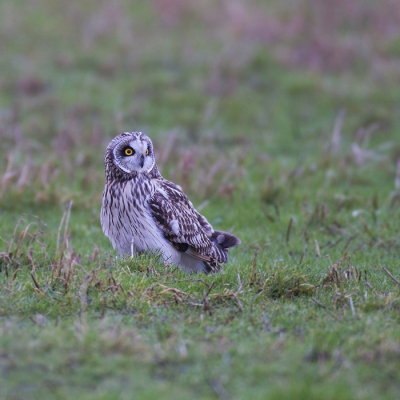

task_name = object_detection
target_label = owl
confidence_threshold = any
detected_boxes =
[100,132,240,273]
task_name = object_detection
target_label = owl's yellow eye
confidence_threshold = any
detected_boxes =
[124,147,134,156]
[146,149,149,155]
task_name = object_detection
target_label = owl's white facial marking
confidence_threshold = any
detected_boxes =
[111,132,155,174]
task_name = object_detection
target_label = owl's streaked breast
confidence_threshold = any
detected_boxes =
[101,177,179,264]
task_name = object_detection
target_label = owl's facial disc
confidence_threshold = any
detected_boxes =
[114,137,154,174]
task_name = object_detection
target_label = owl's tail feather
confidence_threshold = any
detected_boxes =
[201,230,240,274]
[202,261,220,274]
[211,230,241,249]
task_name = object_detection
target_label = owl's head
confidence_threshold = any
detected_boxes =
[105,132,156,175]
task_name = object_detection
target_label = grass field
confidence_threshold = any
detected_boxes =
[1,0,400,399]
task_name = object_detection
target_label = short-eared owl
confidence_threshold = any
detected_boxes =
[100,132,240,273]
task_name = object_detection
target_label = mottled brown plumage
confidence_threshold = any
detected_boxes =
[100,132,240,273]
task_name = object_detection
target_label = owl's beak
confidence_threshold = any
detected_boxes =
[139,155,145,168]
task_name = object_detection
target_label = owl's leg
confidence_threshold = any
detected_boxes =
[130,237,135,258]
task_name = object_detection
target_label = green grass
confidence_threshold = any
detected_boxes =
[1,0,400,399]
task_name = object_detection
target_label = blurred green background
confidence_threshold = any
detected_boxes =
[1,1,400,399]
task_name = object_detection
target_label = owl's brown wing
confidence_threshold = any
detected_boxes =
[148,179,227,264]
